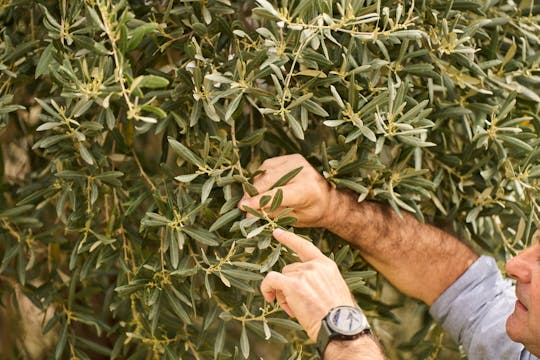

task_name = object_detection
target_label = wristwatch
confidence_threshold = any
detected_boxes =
[316,305,371,357]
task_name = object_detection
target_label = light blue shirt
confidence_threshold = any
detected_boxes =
[430,256,537,360]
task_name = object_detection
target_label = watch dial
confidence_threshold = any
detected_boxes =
[327,306,367,335]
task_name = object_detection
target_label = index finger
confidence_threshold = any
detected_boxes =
[272,228,322,262]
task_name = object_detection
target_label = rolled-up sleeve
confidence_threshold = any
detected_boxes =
[429,255,534,359]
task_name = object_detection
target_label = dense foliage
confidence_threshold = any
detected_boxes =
[1,0,539,359]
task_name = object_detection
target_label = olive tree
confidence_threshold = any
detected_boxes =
[0,0,539,359]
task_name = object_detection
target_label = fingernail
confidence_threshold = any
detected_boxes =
[273,228,285,236]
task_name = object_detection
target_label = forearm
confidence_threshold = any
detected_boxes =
[324,335,385,360]
[326,189,478,305]
[242,154,478,305]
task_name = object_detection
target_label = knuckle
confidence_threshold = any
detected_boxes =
[291,153,304,162]
[282,264,293,274]
[289,279,304,290]
[321,257,338,269]
[261,158,274,168]
[264,271,278,282]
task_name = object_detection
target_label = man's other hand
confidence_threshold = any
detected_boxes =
[238,154,339,228]
[260,228,356,341]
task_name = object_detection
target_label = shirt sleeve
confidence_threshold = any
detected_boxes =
[429,255,527,360]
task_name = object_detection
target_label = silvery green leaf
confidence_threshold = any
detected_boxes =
[85,5,106,32]
[168,137,204,167]
[201,177,215,203]
[334,179,369,194]
[258,236,271,249]
[360,126,377,142]
[396,135,436,147]
[263,322,271,340]
[205,73,233,84]
[324,120,346,127]
[132,75,169,90]
[219,272,231,287]
[169,228,179,269]
[270,74,283,98]
[0,205,34,218]
[302,99,329,117]
[225,93,242,121]
[392,193,416,213]
[287,113,304,140]
[72,99,93,118]
[230,261,262,271]
[79,144,94,165]
[270,166,303,189]
[260,244,281,272]
[165,289,191,324]
[246,225,266,239]
[499,135,533,152]
[55,170,86,179]
[398,100,430,124]
[466,206,482,223]
[214,323,226,358]
[255,0,281,18]
[144,212,170,226]
[266,317,303,330]
[286,93,313,110]
[209,208,242,232]
[269,188,283,213]
[240,325,249,359]
[259,194,271,208]
[35,134,70,149]
[183,226,219,246]
[175,173,200,183]
[330,85,345,109]
[202,5,212,24]
[35,44,55,78]
[221,268,264,281]
[36,121,62,131]
[90,171,119,181]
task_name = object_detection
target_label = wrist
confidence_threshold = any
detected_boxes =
[324,333,384,360]
[323,187,355,230]
[324,188,375,229]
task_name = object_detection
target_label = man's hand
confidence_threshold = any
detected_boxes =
[260,228,356,341]
[244,154,478,305]
[238,154,339,228]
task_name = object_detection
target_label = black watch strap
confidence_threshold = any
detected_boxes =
[317,323,371,358]
[317,317,332,357]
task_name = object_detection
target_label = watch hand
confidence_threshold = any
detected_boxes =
[333,309,341,325]
[347,313,358,331]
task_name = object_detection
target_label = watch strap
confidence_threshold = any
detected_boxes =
[316,317,332,357]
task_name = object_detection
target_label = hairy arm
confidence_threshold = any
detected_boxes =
[241,154,478,305]
[326,191,478,305]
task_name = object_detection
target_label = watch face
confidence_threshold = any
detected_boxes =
[327,306,368,336]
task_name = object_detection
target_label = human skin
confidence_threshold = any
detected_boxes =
[505,241,540,356]
[240,154,478,305]
[238,154,481,358]
[262,229,384,359]
[241,154,540,357]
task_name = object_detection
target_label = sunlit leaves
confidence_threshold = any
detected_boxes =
[2,0,539,359]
